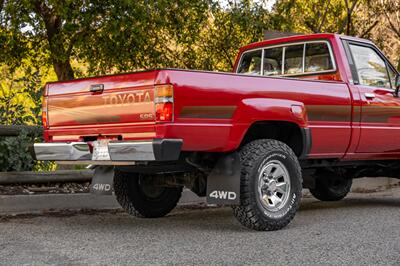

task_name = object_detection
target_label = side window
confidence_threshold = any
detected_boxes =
[305,43,333,73]
[237,50,262,75]
[263,47,283,76]
[284,44,304,75]
[349,44,392,89]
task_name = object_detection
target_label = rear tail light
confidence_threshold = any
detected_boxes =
[42,96,49,128]
[155,85,174,122]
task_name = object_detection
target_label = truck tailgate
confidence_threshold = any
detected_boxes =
[45,71,157,140]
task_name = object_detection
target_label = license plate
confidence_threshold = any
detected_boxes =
[92,140,111,161]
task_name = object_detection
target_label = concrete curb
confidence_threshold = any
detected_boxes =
[0,189,205,215]
[0,170,93,185]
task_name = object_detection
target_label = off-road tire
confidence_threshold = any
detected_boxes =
[309,171,352,201]
[113,170,182,218]
[232,139,302,231]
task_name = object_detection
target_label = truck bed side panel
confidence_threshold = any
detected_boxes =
[156,70,352,157]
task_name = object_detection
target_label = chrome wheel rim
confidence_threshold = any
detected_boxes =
[258,160,291,212]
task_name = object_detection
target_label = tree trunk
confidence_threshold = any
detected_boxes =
[346,12,351,35]
[33,0,75,81]
[53,59,75,81]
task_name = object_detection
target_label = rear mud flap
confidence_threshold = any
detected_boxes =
[206,152,241,205]
[90,166,114,195]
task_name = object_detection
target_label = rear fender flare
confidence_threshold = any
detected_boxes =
[226,98,310,152]
[233,98,309,127]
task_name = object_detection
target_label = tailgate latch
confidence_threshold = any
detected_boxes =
[90,84,104,93]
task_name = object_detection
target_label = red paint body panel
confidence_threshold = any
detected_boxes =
[354,86,400,154]
[42,33,400,161]
[157,70,352,155]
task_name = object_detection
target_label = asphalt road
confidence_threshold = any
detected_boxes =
[1,189,400,266]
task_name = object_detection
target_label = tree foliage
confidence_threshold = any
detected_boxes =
[1,1,215,79]
[1,0,273,80]
[271,0,374,36]
[197,1,270,71]
[2,0,400,80]
[0,65,44,125]
[271,0,400,69]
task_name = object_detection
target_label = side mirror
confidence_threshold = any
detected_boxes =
[395,74,400,97]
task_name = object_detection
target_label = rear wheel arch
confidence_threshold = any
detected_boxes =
[231,98,311,158]
[239,120,311,159]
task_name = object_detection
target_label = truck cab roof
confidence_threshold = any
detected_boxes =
[239,33,373,53]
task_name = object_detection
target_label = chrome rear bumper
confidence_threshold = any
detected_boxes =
[33,139,183,164]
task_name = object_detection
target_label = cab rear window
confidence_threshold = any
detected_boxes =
[284,44,304,75]
[263,47,283,76]
[238,41,335,77]
[305,43,333,72]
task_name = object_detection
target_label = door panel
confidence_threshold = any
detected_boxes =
[346,42,400,154]
[356,86,400,153]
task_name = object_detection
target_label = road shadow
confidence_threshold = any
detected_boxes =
[2,194,400,233]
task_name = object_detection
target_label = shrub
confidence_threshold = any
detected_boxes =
[0,129,55,172]
[0,130,35,171]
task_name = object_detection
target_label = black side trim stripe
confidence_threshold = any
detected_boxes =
[306,105,351,122]
[180,106,236,119]
[361,106,400,123]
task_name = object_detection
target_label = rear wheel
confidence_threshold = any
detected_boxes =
[113,170,182,218]
[309,171,352,201]
[233,139,302,231]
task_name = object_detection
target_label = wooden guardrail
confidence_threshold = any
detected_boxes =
[0,125,42,137]
[0,170,93,185]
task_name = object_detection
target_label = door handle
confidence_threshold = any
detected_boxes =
[90,84,104,93]
[364,93,375,99]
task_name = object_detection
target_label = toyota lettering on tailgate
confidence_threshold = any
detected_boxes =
[103,90,152,106]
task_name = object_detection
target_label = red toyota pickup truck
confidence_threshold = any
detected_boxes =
[34,33,400,231]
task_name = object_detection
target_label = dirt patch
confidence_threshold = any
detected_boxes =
[352,182,400,193]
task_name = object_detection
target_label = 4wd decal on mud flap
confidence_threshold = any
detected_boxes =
[92,183,112,192]
[90,166,114,195]
[209,190,237,201]
[206,152,241,205]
